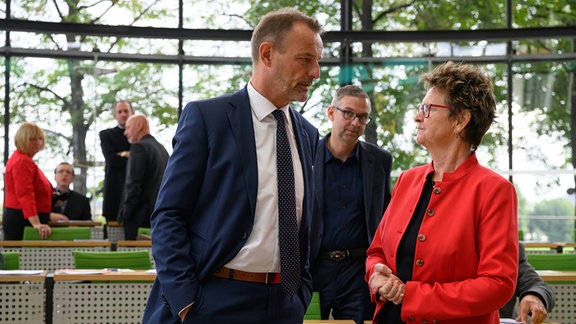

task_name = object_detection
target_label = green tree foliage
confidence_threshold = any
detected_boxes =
[529,198,574,242]
[5,0,575,235]
[8,0,178,195]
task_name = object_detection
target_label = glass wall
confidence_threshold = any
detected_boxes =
[2,0,575,242]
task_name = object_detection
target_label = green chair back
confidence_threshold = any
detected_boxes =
[74,250,152,270]
[304,291,321,320]
[137,227,151,236]
[0,252,20,270]
[527,253,576,271]
[23,226,91,241]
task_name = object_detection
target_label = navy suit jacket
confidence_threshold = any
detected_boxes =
[143,86,319,323]
[310,135,392,267]
[51,190,92,221]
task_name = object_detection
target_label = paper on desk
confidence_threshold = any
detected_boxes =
[58,269,112,274]
[500,319,522,324]
[0,270,44,275]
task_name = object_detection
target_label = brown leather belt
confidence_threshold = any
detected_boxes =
[211,267,281,284]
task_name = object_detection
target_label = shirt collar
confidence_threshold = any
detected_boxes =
[247,81,290,121]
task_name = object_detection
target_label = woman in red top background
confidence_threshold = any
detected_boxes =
[3,122,52,240]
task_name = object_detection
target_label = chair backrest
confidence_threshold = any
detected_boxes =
[23,226,91,241]
[73,250,152,270]
[0,252,20,270]
[137,228,151,236]
[527,253,576,271]
[304,291,321,320]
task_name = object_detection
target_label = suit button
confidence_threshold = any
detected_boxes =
[433,187,442,194]
[416,259,424,266]
[407,317,415,321]
[427,209,435,216]
[433,320,440,323]
[422,319,428,323]
[240,232,247,239]
[418,234,426,241]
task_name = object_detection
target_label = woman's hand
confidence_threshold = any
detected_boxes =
[369,263,406,304]
[33,223,52,239]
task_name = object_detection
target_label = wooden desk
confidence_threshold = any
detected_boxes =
[49,221,105,240]
[303,321,356,323]
[537,270,576,282]
[0,240,111,272]
[53,270,154,324]
[0,270,47,323]
[523,242,563,253]
[536,270,576,323]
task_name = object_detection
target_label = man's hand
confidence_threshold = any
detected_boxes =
[50,212,69,222]
[516,294,547,324]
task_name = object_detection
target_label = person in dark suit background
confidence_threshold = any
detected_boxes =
[118,114,169,240]
[499,242,555,324]
[99,100,133,222]
[50,162,92,221]
[142,8,323,324]
[310,85,393,323]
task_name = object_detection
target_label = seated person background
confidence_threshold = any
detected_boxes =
[50,162,92,221]
[499,242,555,324]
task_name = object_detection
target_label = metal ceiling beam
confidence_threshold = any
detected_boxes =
[1,18,576,43]
[2,46,575,66]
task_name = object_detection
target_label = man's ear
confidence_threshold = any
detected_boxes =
[259,42,273,67]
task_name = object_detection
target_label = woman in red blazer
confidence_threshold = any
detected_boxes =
[366,62,518,324]
[3,122,53,240]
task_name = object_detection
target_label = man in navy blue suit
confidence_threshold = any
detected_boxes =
[143,8,324,324]
[310,85,393,323]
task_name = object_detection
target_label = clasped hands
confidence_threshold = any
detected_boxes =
[368,263,405,305]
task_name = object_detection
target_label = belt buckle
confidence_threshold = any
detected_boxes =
[329,250,346,261]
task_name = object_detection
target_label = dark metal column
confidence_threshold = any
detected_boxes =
[339,0,353,86]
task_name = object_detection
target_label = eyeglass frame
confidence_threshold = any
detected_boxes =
[333,105,372,124]
[416,103,452,118]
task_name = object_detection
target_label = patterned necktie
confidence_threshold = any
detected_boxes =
[272,109,300,296]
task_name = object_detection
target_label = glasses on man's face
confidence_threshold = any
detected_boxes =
[333,106,371,125]
[416,103,452,118]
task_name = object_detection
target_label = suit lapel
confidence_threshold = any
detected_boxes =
[360,142,376,234]
[227,88,258,216]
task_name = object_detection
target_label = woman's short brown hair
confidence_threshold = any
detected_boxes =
[420,61,496,151]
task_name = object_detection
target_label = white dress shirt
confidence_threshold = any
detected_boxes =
[225,82,304,273]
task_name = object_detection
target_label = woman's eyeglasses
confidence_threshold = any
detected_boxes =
[416,103,452,118]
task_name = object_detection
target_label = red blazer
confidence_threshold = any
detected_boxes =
[4,150,53,218]
[366,153,518,324]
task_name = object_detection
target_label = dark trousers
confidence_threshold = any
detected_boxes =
[182,275,306,323]
[2,208,50,240]
[312,257,375,324]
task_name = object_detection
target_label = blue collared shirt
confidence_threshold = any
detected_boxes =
[320,141,368,251]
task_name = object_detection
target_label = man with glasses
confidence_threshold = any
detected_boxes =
[310,85,393,323]
[50,162,92,221]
